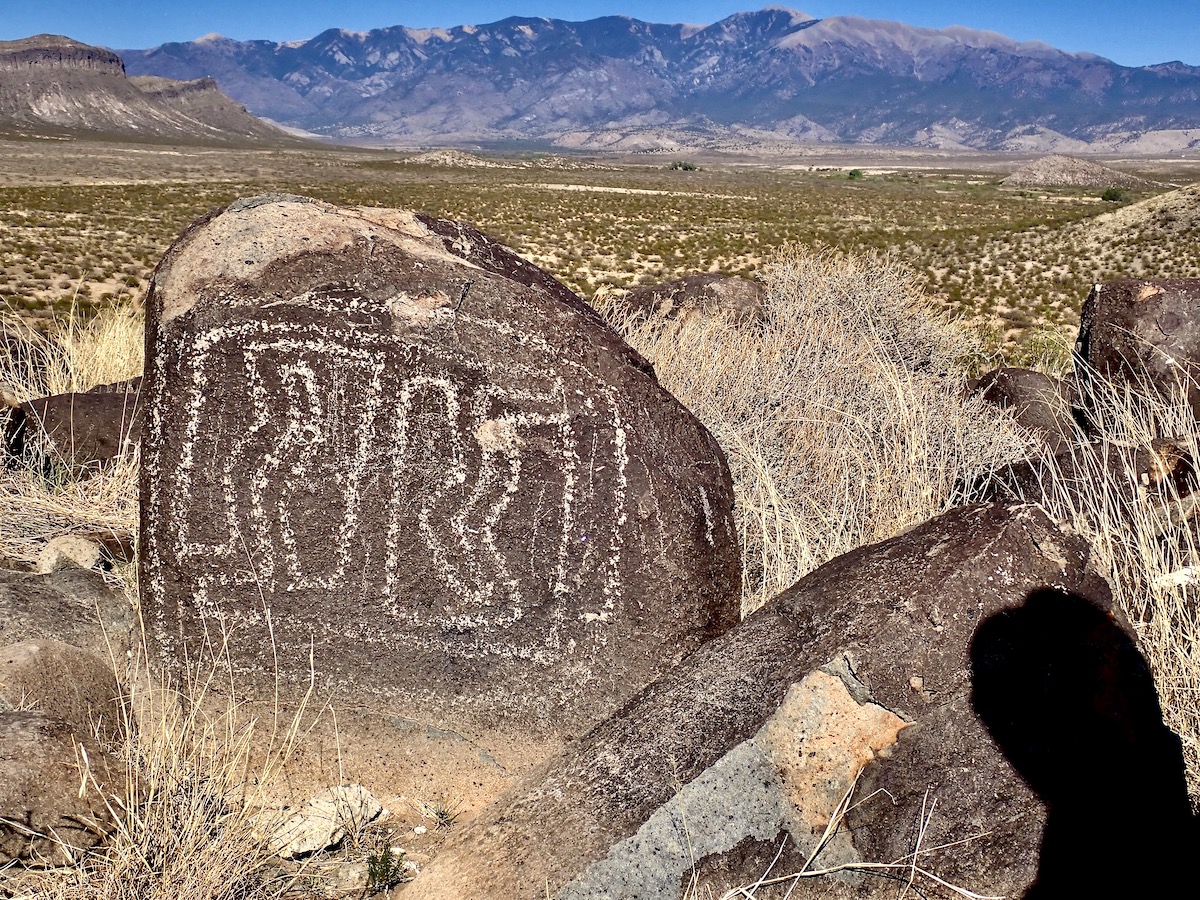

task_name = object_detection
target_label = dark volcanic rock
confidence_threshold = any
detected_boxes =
[0,640,123,743]
[0,710,123,866]
[7,380,143,468]
[622,274,766,324]
[972,366,1078,455]
[405,503,1189,899]
[1076,279,1200,417]
[0,567,135,657]
[140,195,740,808]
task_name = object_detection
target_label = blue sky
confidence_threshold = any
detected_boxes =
[1,2,1196,67]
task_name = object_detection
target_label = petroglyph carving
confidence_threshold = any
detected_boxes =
[142,196,741,740]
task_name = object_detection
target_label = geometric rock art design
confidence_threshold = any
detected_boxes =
[141,195,741,742]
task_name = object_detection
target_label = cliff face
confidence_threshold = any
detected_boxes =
[0,35,124,76]
[0,34,298,144]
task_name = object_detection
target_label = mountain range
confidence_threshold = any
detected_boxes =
[0,34,293,144]
[116,6,1200,152]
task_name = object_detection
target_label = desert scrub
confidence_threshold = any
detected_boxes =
[8,646,317,900]
[605,245,1033,614]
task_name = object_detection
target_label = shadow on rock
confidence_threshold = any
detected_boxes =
[970,587,1196,898]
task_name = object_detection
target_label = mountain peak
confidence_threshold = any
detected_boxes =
[116,12,1200,151]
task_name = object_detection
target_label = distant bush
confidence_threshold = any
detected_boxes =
[1102,187,1129,202]
[847,168,864,180]
[667,160,698,171]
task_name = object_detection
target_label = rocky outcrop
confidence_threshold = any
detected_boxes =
[1001,155,1159,189]
[140,195,741,813]
[0,566,135,658]
[406,502,1190,899]
[0,34,123,75]
[1076,279,1200,417]
[5,378,143,470]
[971,366,1078,455]
[0,711,124,866]
[0,34,293,143]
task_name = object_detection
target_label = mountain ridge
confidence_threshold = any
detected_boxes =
[0,33,300,144]
[107,9,1200,151]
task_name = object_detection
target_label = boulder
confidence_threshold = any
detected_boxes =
[622,273,766,324]
[6,378,143,469]
[0,640,123,743]
[140,195,740,810]
[0,566,135,657]
[405,503,1191,899]
[1075,279,1200,417]
[971,366,1078,455]
[0,710,123,866]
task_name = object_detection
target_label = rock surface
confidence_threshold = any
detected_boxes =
[7,380,143,469]
[1076,278,1200,417]
[0,710,123,865]
[971,366,1078,455]
[0,567,135,657]
[0,640,122,742]
[266,783,383,859]
[404,502,1189,899]
[140,195,740,809]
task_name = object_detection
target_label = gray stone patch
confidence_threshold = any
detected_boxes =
[559,735,791,899]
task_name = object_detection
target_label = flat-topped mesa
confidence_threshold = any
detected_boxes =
[0,35,124,76]
[140,195,742,810]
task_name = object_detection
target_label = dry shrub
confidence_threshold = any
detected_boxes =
[8,641,316,900]
[605,246,1032,613]
[1,301,144,402]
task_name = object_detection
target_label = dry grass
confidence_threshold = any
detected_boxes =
[0,302,143,570]
[604,246,1033,613]
[6,640,318,900]
[0,300,144,401]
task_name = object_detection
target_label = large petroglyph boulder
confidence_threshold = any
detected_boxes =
[140,195,740,809]
[405,503,1192,899]
[1076,278,1200,416]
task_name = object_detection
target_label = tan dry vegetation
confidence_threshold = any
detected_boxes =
[0,303,142,569]
[605,246,1034,613]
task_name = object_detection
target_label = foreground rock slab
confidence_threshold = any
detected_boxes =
[140,195,740,809]
[0,711,123,866]
[406,503,1192,899]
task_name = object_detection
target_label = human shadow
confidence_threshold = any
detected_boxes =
[970,587,1196,898]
